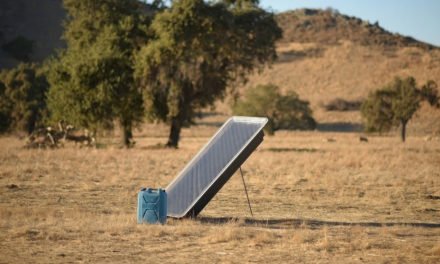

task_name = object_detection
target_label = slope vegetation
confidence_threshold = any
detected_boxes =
[1,4,439,134]
[240,9,440,135]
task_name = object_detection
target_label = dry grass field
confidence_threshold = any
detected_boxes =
[1,4,439,263]
[1,121,439,263]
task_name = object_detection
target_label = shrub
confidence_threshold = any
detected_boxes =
[232,84,316,134]
[0,63,48,134]
[324,98,363,111]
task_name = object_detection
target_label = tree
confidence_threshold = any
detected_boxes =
[232,84,315,134]
[0,63,48,134]
[361,89,395,133]
[47,0,154,147]
[135,0,281,147]
[0,80,8,132]
[361,76,439,142]
[420,80,440,108]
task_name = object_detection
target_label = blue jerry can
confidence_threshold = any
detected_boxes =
[137,188,167,224]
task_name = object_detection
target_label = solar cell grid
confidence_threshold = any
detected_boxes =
[166,116,267,218]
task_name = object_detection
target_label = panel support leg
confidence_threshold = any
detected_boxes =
[239,167,253,217]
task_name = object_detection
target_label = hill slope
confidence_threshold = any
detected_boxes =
[0,0,65,68]
[1,3,439,134]
[276,8,437,50]
[238,9,440,135]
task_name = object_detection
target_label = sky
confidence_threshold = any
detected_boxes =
[259,0,440,47]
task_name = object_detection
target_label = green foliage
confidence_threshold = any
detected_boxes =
[0,81,9,132]
[232,84,278,133]
[361,88,396,133]
[420,80,440,107]
[390,77,420,124]
[47,0,152,146]
[1,36,34,62]
[232,84,316,135]
[361,76,439,141]
[0,63,48,134]
[135,0,282,147]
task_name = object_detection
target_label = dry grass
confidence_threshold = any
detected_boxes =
[1,6,439,262]
[236,41,440,135]
[1,125,439,263]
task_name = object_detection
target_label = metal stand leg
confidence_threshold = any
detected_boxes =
[239,167,253,217]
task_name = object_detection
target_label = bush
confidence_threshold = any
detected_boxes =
[324,98,363,111]
[1,36,34,62]
[232,84,316,134]
[0,63,48,134]
[361,76,438,142]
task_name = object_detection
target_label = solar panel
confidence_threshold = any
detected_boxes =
[166,116,268,218]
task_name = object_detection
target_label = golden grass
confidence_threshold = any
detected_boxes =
[237,41,440,135]
[1,126,439,263]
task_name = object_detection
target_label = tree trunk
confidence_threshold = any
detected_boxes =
[26,112,37,135]
[166,116,182,148]
[121,119,133,148]
[400,120,407,142]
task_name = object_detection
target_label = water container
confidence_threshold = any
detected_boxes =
[137,188,167,224]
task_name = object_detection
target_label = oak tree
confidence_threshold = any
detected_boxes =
[47,0,154,147]
[135,0,282,147]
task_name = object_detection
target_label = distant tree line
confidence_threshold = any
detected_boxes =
[0,0,283,148]
[1,1,439,147]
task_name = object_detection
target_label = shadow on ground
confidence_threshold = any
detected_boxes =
[197,216,440,230]
[261,147,322,153]
[194,121,364,132]
[194,121,225,127]
[317,122,363,132]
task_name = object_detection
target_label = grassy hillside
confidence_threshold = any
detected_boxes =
[276,8,437,49]
[1,3,439,134]
[240,41,440,134]
[237,9,440,135]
